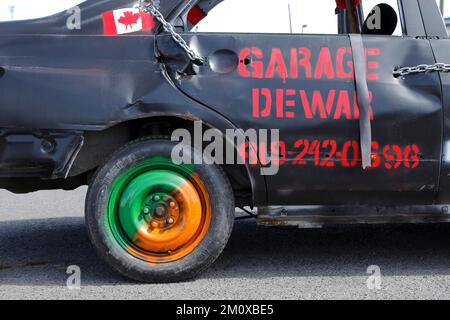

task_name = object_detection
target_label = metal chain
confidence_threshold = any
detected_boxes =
[393,63,450,77]
[139,0,205,63]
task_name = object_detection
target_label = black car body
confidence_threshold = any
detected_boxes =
[1,0,450,281]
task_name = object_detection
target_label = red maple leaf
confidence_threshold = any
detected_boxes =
[117,11,141,30]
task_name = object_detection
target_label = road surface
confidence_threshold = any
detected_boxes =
[1,188,450,299]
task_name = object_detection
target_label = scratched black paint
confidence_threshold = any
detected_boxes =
[0,0,448,208]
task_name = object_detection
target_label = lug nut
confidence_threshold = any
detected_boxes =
[167,218,174,224]
[154,195,161,201]
[151,221,159,228]
[169,202,176,208]
[143,208,150,214]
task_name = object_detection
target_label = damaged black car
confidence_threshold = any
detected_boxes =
[1,0,449,282]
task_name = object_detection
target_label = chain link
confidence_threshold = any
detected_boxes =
[393,63,450,77]
[139,0,205,63]
[139,1,449,75]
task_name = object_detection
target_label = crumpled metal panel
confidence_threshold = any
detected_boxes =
[0,0,190,131]
[0,130,83,179]
[0,0,265,202]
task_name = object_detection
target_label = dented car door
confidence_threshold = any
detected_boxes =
[158,2,443,205]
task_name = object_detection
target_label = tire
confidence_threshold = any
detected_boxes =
[85,137,235,283]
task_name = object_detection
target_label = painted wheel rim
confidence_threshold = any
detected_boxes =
[107,160,211,263]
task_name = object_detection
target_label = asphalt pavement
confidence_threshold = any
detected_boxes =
[1,187,450,300]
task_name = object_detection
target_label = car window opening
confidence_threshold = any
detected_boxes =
[185,0,400,36]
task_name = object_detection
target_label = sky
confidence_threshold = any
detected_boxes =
[194,0,404,34]
[0,0,448,34]
[0,0,84,20]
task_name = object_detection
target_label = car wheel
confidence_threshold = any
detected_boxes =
[85,137,234,283]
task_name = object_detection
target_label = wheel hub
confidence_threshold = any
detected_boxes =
[142,193,179,229]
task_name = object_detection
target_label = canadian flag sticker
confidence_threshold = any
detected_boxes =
[102,8,155,35]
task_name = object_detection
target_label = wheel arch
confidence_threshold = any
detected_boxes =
[70,113,265,206]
